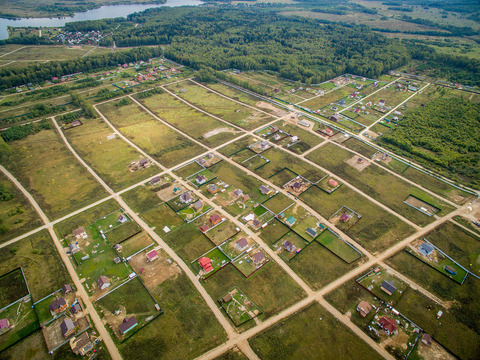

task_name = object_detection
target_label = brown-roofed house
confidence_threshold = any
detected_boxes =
[60,318,77,337]
[422,333,432,346]
[62,284,73,294]
[119,316,138,335]
[72,227,87,240]
[49,298,68,315]
[192,200,203,211]
[209,214,222,225]
[252,251,266,265]
[378,316,397,335]
[356,301,372,318]
[208,184,219,194]
[235,238,249,252]
[96,276,110,290]
[70,332,93,356]
[200,225,209,233]
[70,303,82,315]
[222,294,233,303]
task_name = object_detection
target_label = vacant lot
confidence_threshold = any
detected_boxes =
[168,80,275,130]
[135,92,244,148]
[97,100,207,168]
[63,117,160,191]
[301,86,357,110]
[249,302,383,360]
[1,129,108,219]
[0,46,92,61]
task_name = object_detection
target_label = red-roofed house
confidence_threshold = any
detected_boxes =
[198,257,213,273]
[0,319,11,335]
[209,214,222,226]
[200,225,209,233]
[340,213,350,223]
[378,316,397,335]
[146,250,158,262]
[328,179,339,187]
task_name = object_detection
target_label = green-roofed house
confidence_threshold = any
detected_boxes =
[285,216,296,226]
[174,187,182,194]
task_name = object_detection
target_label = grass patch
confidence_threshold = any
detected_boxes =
[317,230,361,264]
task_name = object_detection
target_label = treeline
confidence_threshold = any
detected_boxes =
[399,14,478,36]
[1,119,52,142]
[379,98,480,188]
[70,93,96,118]
[0,47,162,90]
[0,34,52,46]
[1,103,68,125]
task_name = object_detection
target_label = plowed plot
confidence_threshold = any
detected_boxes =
[129,250,181,289]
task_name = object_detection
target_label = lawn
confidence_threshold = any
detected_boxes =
[97,100,207,168]
[168,80,275,130]
[274,231,308,261]
[1,129,108,219]
[316,230,362,264]
[204,220,239,246]
[259,219,290,245]
[63,117,160,191]
[117,232,154,258]
[174,161,204,179]
[300,185,414,254]
[0,173,42,245]
[0,268,28,308]
[0,230,71,301]
[261,193,294,215]
[219,287,262,326]
[249,302,383,360]
[135,92,244,148]
[306,143,455,226]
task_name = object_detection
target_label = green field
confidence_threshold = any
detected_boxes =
[0,268,28,308]
[262,193,293,215]
[214,348,249,360]
[117,232,154,258]
[316,230,362,264]
[63,117,160,191]
[1,129,108,219]
[0,298,39,352]
[249,302,383,360]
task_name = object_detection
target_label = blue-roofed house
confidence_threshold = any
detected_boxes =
[419,243,434,256]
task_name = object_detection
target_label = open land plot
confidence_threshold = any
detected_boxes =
[97,100,206,168]
[1,129,108,219]
[342,137,378,158]
[0,173,42,244]
[287,241,360,290]
[217,135,252,157]
[167,80,275,130]
[0,298,39,352]
[134,92,244,148]
[63,117,160,191]
[342,108,382,126]
[317,230,361,264]
[249,302,383,360]
[267,120,323,154]
[203,220,239,246]
[206,82,288,117]
[453,216,480,236]
[214,348,248,360]
[0,268,28,308]
[174,161,204,179]
[268,168,297,188]
[301,86,357,111]
[203,260,306,323]
[280,204,323,238]
[0,230,70,301]
[259,219,290,245]
[423,221,480,276]
[97,277,159,340]
[117,232,154,259]
[232,149,269,170]
[117,270,227,360]
[0,46,91,61]
[306,143,455,226]
[262,193,293,215]
[300,185,414,254]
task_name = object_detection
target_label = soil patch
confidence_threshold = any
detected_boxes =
[203,127,240,139]
[129,250,181,289]
[256,101,288,117]
[156,182,182,201]
[345,155,370,171]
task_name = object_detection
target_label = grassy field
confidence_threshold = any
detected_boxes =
[119,232,154,258]
[0,298,38,352]
[249,302,383,360]
[453,216,480,236]
[306,143,455,226]
[262,193,293,215]
[300,185,414,254]
[167,80,275,130]
[316,230,361,264]
[301,86,357,111]
[63,117,160,191]
[0,268,28,308]
[118,271,227,360]
[0,230,70,301]
[214,348,248,360]
[0,46,92,61]
[0,173,42,244]
[135,92,244,148]
[97,100,207,168]
[1,128,108,219]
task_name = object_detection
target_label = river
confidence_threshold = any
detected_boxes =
[0,0,202,40]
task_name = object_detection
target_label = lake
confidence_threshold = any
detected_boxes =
[0,0,202,40]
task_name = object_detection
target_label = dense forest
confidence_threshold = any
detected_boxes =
[379,97,480,187]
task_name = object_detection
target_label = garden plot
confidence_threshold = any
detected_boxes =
[34,289,76,326]
[274,231,309,261]
[259,219,290,245]
[277,204,323,240]
[317,176,342,193]
[166,191,197,212]
[218,287,262,326]
[357,266,408,306]
[316,229,361,264]
[187,169,216,188]
[178,200,212,223]
[193,248,231,279]
[203,219,240,246]
[0,268,29,308]
[42,315,89,352]
[219,233,254,260]
[329,206,362,232]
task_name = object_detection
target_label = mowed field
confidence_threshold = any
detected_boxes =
[62,117,160,191]
[166,80,276,130]
[97,99,207,168]
[0,172,42,244]
[134,91,244,148]
[1,128,108,219]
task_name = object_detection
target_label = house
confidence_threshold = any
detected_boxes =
[149,176,162,185]
[259,185,274,196]
[119,316,138,335]
[0,319,11,335]
[291,182,302,191]
[209,214,222,225]
[419,243,434,256]
[252,251,266,265]
[62,284,73,294]
[380,280,396,296]
[444,265,457,275]
[290,135,299,142]
[324,128,333,136]
[233,189,243,197]
[282,240,296,253]
[195,175,207,185]
[96,276,111,290]
[146,250,158,262]
[357,157,364,164]
[208,184,219,194]
[70,332,93,356]
[179,192,192,204]
[49,298,68,314]
[192,200,203,211]
[114,244,122,251]
[338,99,346,106]
[200,225,209,233]
[421,333,432,346]
[340,213,350,223]
[69,243,80,254]
[139,158,149,167]
[60,318,77,337]
[113,257,121,264]
[70,303,82,315]
[252,219,262,228]
[378,316,397,335]
[71,120,81,127]
[243,213,255,222]
[259,141,270,150]
[222,294,233,302]
[72,227,87,240]
[328,179,339,187]
[305,227,317,238]
[118,214,128,224]
[235,238,249,252]
[285,216,296,226]
[198,257,213,273]
[330,114,340,122]
[356,301,372,318]
[378,100,386,107]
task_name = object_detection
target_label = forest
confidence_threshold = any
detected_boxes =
[379,97,480,187]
